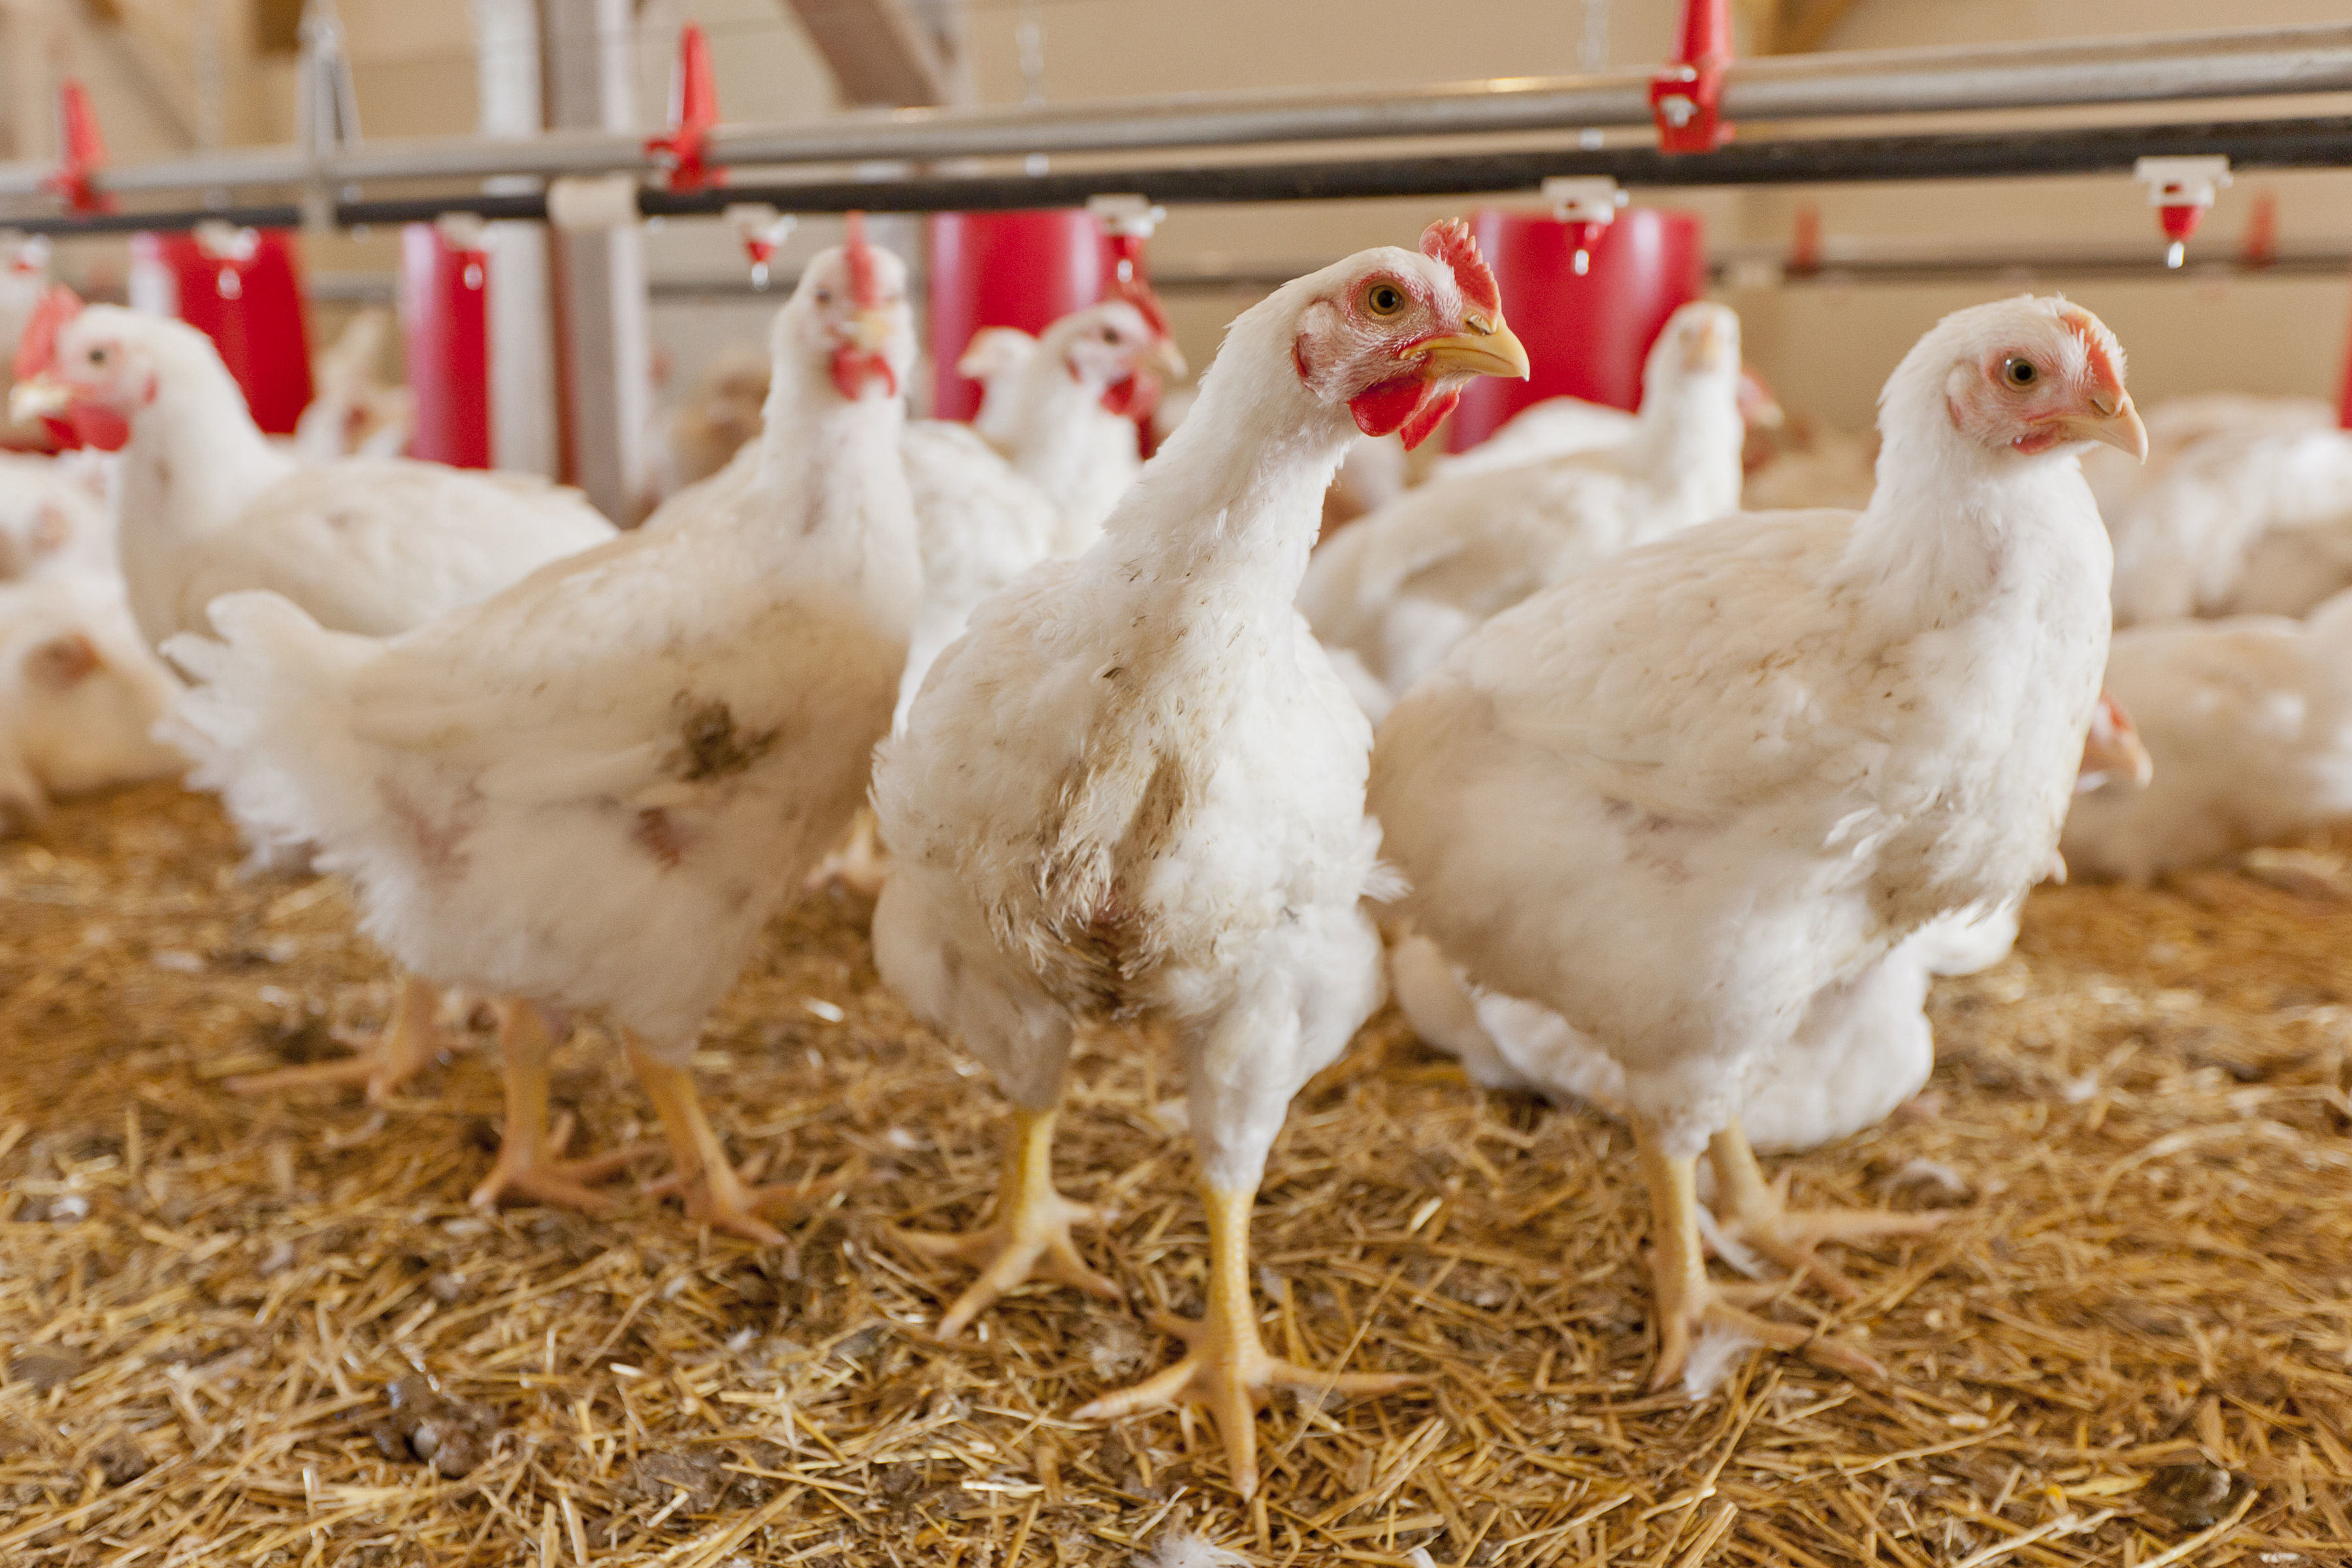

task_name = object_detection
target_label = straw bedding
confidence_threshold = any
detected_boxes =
[3,781,2349,1565]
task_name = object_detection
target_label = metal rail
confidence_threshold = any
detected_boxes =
[3,22,2351,206]
[15,114,2351,238]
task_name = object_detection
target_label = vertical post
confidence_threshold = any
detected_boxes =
[542,0,651,522]
[471,0,559,477]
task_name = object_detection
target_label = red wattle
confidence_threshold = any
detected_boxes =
[1348,376,1428,440]
[830,346,896,401]
[70,404,131,451]
[1099,371,1162,421]
[1397,386,1460,451]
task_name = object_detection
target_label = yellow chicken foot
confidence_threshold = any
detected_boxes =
[1635,1115,1882,1390]
[625,1034,797,1245]
[226,971,446,1105]
[892,1106,1119,1336]
[1706,1119,1948,1301]
[1074,1183,1418,1499]
[470,1001,643,1214]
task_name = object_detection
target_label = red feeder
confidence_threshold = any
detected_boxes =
[1446,207,1707,452]
[399,222,492,468]
[129,225,316,436]
[926,209,1103,421]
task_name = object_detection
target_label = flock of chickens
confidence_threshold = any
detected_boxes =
[1,212,2345,1500]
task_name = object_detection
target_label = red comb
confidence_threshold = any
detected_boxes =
[2058,304,2123,393]
[842,211,881,309]
[1102,233,1173,341]
[1421,218,1499,315]
[12,284,82,384]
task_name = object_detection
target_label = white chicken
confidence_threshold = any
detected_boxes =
[7,288,615,651]
[2080,391,2333,523]
[1298,301,1748,713]
[960,325,1041,450]
[162,227,921,1241]
[1,237,51,450]
[292,308,413,462]
[10,287,619,1106]
[2106,416,2352,626]
[2063,590,2352,881]
[1367,296,2146,1387]
[871,220,1528,1497]
[898,300,1184,723]
[0,451,114,581]
[1392,694,2153,1154]
[0,571,185,828]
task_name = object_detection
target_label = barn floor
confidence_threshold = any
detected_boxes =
[3,782,2351,1567]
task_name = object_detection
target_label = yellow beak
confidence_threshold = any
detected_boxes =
[7,372,74,425]
[1145,336,1188,382]
[1413,316,1531,382]
[845,307,896,353]
[2059,389,2149,461]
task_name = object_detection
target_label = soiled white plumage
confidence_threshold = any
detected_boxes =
[1370,297,2130,1160]
[2108,417,2352,626]
[896,302,1174,725]
[870,225,1526,1492]
[163,246,921,1060]
[1299,302,1746,710]
[875,289,1393,1181]
[21,304,613,649]
[2063,589,2352,881]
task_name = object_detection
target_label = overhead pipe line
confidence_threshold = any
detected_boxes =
[11,114,2352,240]
[3,22,2352,206]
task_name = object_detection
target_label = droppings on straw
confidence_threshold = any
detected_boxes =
[1681,1322,1761,1401]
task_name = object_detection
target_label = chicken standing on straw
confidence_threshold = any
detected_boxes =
[164,222,919,1240]
[1369,296,2146,1387]
[10,288,615,1105]
[872,221,1527,1495]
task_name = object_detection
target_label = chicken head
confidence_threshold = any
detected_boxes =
[1929,296,2148,461]
[1290,218,1530,451]
[1053,299,1186,421]
[796,212,915,402]
[7,288,137,451]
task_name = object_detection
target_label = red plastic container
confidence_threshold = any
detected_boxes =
[1447,207,1708,452]
[926,209,1103,421]
[398,224,493,468]
[129,229,316,436]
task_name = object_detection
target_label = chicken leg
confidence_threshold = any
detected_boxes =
[1074,1183,1418,1499]
[623,1034,801,1246]
[1635,1115,1882,1390]
[1705,1119,1948,1301]
[470,1001,645,1213]
[892,1105,1120,1336]
[226,972,445,1104]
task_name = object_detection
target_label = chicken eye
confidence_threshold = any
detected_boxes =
[1360,280,1407,318]
[813,289,833,305]
[87,347,108,366]
[2001,357,2038,389]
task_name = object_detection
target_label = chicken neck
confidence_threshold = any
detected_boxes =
[118,351,297,546]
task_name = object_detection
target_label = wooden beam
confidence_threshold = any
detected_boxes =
[784,0,955,108]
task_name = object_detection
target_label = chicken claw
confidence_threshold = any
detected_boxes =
[469,1000,646,1216]
[1637,1117,1882,1391]
[1073,1185,1417,1499]
[892,1106,1119,1337]
[625,1034,798,1245]
[1707,1120,1948,1303]
[227,972,445,1105]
